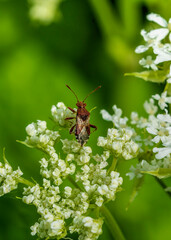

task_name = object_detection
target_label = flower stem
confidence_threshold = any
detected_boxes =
[155,177,171,198]
[68,176,83,191]
[100,205,126,240]
[18,177,35,187]
[108,157,118,174]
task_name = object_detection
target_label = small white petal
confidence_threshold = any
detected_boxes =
[135,45,149,53]
[154,147,171,159]
[147,13,167,27]
[100,110,112,121]
[152,135,160,143]
[148,28,169,41]
[154,53,171,64]
[146,127,157,135]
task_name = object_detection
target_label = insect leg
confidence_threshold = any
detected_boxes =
[90,124,97,133]
[70,124,76,134]
[65,117,76,120]
[68,107,76,113]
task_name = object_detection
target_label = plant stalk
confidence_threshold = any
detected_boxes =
[155,177,171,198]
[18,177,35,187]
[100,205,126,240]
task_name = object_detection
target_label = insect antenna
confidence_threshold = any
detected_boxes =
[83,86,101,102]
[66,85,79,102]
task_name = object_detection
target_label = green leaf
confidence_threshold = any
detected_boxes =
[125,70,167,83]
[141,168,171,179]
[126,176,144,210]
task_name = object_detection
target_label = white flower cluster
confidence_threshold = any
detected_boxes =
[62,140,123,206]
[130,92,171,178]
[21,108,123,240]
[29,0,63,24]
[25,120,60,152]
[97,128,139,160]
[101,105,128,128]
[100,90,171,180]
[135,13,171,80]
[127,157,171,180]
[70,216,103,240]
[51,102,76,127]
[23,182,66,239]
[0,160,23,196]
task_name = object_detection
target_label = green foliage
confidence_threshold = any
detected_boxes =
[142,168,171,179]
[0,0,171,240]
[125,70,168,83]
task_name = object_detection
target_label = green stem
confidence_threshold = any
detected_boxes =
[88,0,121,38]
[18,177,35,187]
[68,176,82,191]
[108,157,117,174]
[100,205,126,240]
[155,177,171,198]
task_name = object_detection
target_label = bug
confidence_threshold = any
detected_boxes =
[65,84,101,146]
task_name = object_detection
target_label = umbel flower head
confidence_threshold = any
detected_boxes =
[19,102,123,240]
[131,12,171,85]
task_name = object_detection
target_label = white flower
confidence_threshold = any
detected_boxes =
[147,13,171,42]
[153,91,171,110]
[37,120,47,132]
[97,137,107,147]
[154,147,171,159]
[144,98,158,115]
[29,0,62,25]
[97,185,108,195]
[26,123,37,136]
[135,29,160,53]
[95,196,104,207]
[101,105,128,128]
[64,186,72,198]
[139,56,158,70]
[153,44,171,64]
[83,217,93,227]
[51,102,76,127]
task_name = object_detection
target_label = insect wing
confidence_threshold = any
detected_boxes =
[76,116,90,145]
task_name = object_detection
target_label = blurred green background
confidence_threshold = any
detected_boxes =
[0,0,171,239]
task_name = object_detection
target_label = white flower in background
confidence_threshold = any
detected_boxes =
[135,30,156,53]
[139,56,158,70]
[144,98,158,115]
[29,0,63,24]
[153,43,171,64]
[135,12,171,76]
[101,105,128,128]
[152,91,171,110]
[127,157,171,179]
[147,13,171,42]
[153,146,171,159]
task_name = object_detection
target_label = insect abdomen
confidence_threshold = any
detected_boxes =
[75,127,89,146]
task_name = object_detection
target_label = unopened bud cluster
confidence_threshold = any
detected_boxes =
[0,159,23,196]
[97,128,139,160]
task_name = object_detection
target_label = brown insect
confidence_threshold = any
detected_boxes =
[65,85,101,146]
